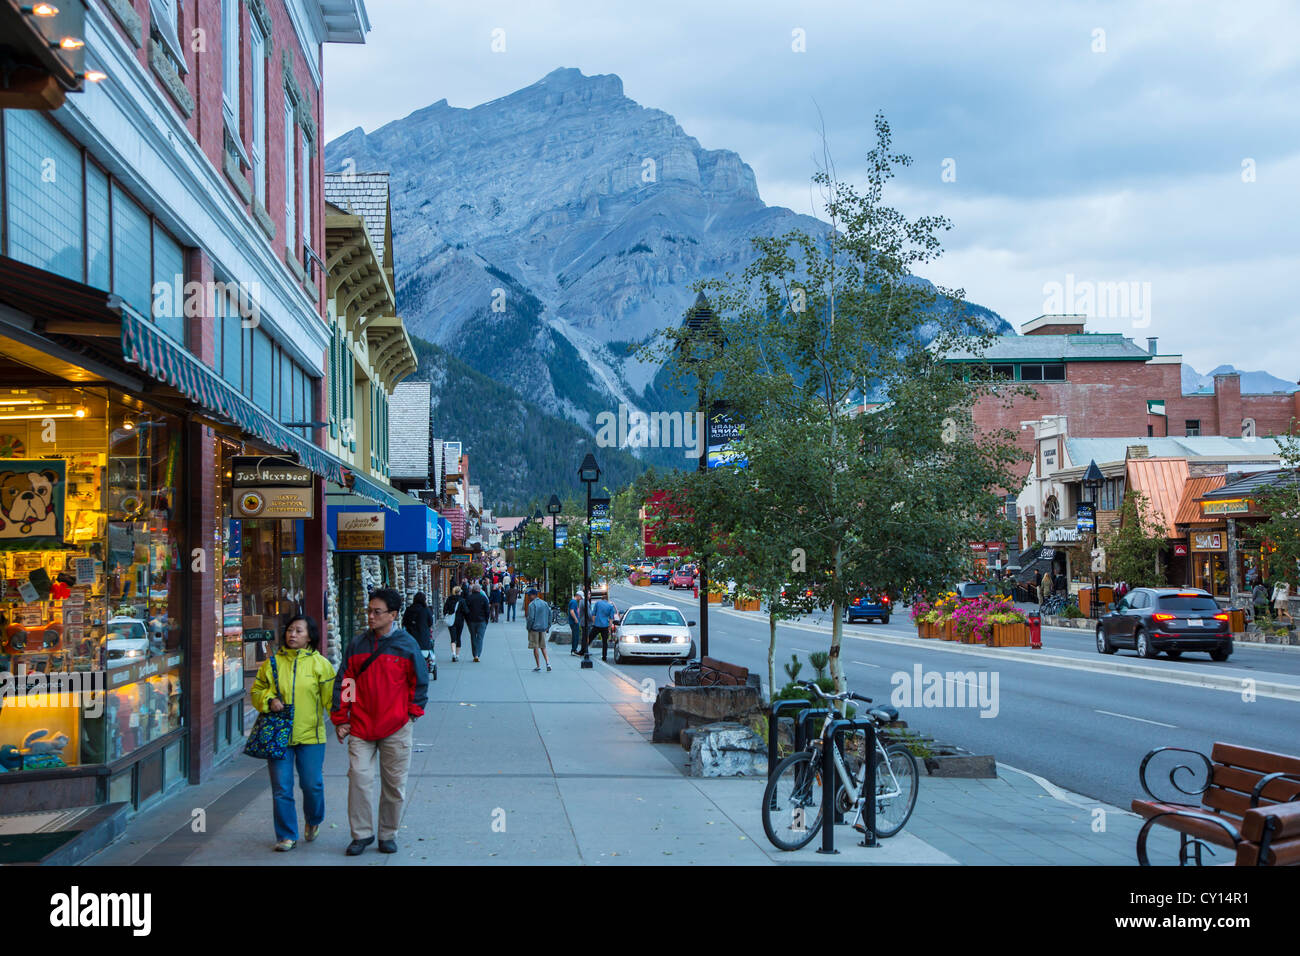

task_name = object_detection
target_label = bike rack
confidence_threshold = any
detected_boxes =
[768,700,812,781]
[817,717,880,854]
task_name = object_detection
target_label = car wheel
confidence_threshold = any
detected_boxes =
[1210,647,1230,662]
[1096,628,1115,654]
[1136,629,1156,659]
[880,615,890,625]
[613,645,624,664]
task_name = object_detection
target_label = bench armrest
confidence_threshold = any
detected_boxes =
[1249,772,1300,808]
[1137,809,1243,866]
[1138,746,1213,803]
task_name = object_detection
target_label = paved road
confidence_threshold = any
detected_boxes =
[611,582,1300,810]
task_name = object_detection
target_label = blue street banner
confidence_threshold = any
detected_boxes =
[707,403,746,468]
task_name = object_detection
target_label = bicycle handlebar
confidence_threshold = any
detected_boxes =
[797,680,872,705]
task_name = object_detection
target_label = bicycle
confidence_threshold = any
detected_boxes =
[666,657,729,687]
[761,679,920,851]
[1040,592,1079,616]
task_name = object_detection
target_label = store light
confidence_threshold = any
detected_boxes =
[122,418,135,431]
[83,70,107,83]
[22,3,59,16]
[0,405,89,421]
[52,37,84,49]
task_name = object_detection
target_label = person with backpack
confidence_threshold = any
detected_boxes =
[489,584,504,623]
[526,592,553,672]
[402,592,435,677]
[331,588,427,856]
[443,586,467,662]
[505,581,519,621]
[464,581,491,661]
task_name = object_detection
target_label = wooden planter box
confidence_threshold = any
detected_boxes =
[939,621,956,640]
[991,621,1031,647]
[733,598,761,611]
[918,621,936,638]
[631,576,651,586]
[958,629,980,644]
[707,593,724,604]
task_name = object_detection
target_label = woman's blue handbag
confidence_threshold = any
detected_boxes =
[243,654,294,759]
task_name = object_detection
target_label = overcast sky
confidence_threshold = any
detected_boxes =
[324,0,1300,381]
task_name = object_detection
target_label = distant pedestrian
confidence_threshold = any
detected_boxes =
[331,589,427,856]
[568,590,585,656]
[464,581,490,661]
[444,586,467,662]
[402,592,435,674]
[489,584,504,623]
[1252,580,1270,620]
[585,593,618,656]
[1273,581,1292,623]
[526,592,553,672]
[1038,570,1051,607]
[251,614,335,852]
[505,582,519,621]
[1053,570,1066,595]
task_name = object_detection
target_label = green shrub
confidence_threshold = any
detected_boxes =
[808,651,829,679]
[782,654,803,683]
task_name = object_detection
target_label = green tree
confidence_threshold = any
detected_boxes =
[1101,490,1167,587]
[1254,430,1300,589]
[644,115,1024,700]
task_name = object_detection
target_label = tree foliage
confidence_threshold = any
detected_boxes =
[1254,430,1300,589]
[1101,490,1168,588]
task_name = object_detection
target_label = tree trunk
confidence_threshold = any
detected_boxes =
[767,606,778,703]
[830,542,846,714]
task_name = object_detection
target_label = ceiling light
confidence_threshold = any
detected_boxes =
[74,405,87,418]
[23,4,59,16]
[122,418,135,431]
[53,37,84,50]
[83,70,107,83]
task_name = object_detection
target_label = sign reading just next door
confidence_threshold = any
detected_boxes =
[232,456,315,518]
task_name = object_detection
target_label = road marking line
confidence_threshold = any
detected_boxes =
[850,660,881,668]
[1094,709,1176,728]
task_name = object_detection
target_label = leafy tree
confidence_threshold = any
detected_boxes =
[644,114,1025,700]
[1254,430,1300,589]
[1101,490,1167,588]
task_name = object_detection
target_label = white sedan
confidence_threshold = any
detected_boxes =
[612,603,696,663]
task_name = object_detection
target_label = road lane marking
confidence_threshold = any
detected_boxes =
[1094,709,1176,728]
[850,660,882,668]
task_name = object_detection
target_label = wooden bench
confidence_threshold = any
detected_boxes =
[1132,743,1300,866]
[699,656,749,687]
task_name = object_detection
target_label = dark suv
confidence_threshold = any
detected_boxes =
[1096,587,1232,661]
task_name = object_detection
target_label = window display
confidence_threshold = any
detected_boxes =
[0,389,186,772]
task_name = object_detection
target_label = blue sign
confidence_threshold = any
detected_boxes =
[1076,502,1096,534]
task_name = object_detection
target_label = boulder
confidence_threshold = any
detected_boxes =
[687,721,768,777]
[652,684,763,743]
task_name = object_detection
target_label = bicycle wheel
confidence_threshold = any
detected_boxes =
[870,744,919,838]
[762,751,825,851]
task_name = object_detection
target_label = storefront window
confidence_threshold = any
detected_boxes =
[0,389,186,772]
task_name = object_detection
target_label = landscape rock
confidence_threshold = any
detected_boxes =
[687,722,768,777]
[652,684,763,742]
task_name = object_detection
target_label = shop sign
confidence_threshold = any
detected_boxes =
[1173,543,1188,556]
[970,543,986,552]
[232,457,315,519]
[338,512,385,550]
[1191,532,1225,552]
[0,459,67,550]
[1045,526,1081,543]
[448,553,471,563]
[1201,498,1251,516]
[444,442,462,475]
[1076,502,1096,534]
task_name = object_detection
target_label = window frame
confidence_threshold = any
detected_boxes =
[249,17,267,207]
[283,93,296,255]
[149,0,188,75]
[1185,419,1201,437]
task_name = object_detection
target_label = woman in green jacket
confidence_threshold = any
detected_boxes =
[251,614,335,851]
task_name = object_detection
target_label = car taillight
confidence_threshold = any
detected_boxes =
[1152,612,1176,621]
[881,594,891,604]
[1213,612,1229,621]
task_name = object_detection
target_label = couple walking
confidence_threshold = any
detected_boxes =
[442,581,491,661]
[249,588,428,855]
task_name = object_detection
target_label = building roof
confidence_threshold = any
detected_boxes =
[495,516,529,534]
[1175,475,1227,526]
[387,381,431,480]
[324,172,390,264]
[940,332,1153,363]
[1064,436,1285,467]
[1200,468,1299,501]
[1124,457,1189,538]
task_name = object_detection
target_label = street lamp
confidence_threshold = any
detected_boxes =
[579,453,601,667]
[676,292,725,660]
[548,493,562,602]
[1082,459,1104,619]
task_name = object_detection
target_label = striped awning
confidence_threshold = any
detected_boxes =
[118,304,346,485]
[345,467,403,512]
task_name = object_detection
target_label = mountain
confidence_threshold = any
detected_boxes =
[1181,364,1298,395]
[408,335,647,510]
[325,68,1011,487]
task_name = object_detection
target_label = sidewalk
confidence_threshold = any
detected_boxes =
[86,619,1144,865]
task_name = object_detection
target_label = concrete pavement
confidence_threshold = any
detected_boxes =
[86,617,1146,866]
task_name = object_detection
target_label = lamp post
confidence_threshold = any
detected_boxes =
[532,505,547,599]
[548,493,562,602]
[578,453,601,668]
[676,292,724,660]
[1082,459,1104,619]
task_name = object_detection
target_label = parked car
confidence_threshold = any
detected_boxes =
[1096,587,1232,661]
[845,590,892,624]
[669,569,695,589]
[105,617,159,667]
[650,567,672,584]
[956,582,988,603]
[611,603,696,663]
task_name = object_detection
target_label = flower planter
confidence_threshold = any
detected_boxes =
[917,621,936,638]
[631,576,651,586]
[707,593,724,604]
[991,621,1031,647]
[940,621,957,641]
[733,598,761,611]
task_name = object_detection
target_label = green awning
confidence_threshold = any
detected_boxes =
[343,468,403,512]
[118,304,346,485]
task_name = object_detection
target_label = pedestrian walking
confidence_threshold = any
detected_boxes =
[584,593,618,657]
[1037,569,1051,608]
[1273,581,1292,623]
[402,592,436,673]
[443,586,467,661]
[250,614,335,851]
[464,581,490,661]
[568,589,585,656]
[489,584,504,623]
[331,588,428,856]
[505,582,519,621]
[526,592,552,672]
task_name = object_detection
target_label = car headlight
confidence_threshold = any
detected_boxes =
[126,648,144,657]
[622,634,637,643]
[673,635,688,644]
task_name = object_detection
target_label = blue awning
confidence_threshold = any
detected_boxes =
[117,301,345,485]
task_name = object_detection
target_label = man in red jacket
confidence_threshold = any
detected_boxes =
[332,588,428,856]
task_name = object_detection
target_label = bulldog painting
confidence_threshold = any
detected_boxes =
[0,460,65,548]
